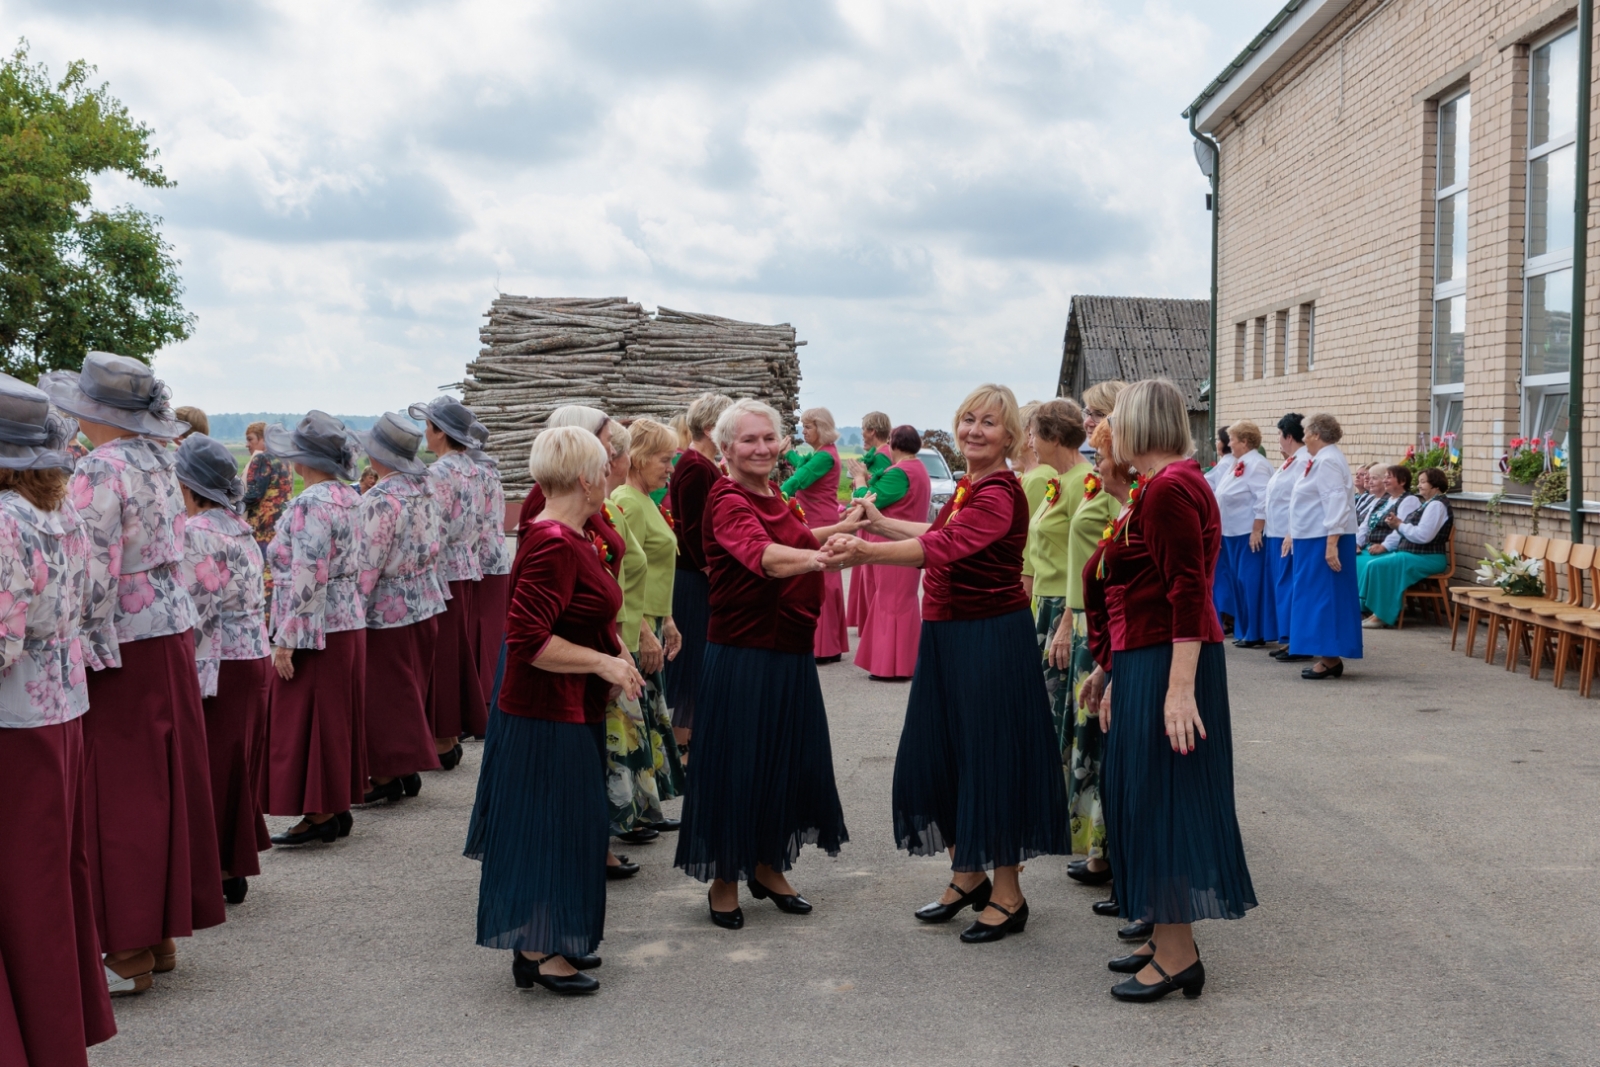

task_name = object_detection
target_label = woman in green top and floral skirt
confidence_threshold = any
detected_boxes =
[783,408,850,662]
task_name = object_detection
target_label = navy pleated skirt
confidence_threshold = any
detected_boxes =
[1289,534,1364,659]
[1265,536,1292,644]
[1104,642,1257,924]
[892,609,1069,871]
[665,569,710,730]
[464,708,607,956]
[674,643,847,882]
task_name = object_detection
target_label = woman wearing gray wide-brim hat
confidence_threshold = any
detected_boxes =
[174,434,273,906]
[465,420,512,720]
[41,352,225,983]
[354,413,448,804]
[259,412,370,845]
[411,398,487,768]
[0,372,122,1036]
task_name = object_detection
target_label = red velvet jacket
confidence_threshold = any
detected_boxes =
[917,470,1030,622]
[518,483,625,579]
[704,479,822,653]
[669,446,721,572]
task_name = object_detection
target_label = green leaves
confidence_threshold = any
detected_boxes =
[0,41,194,381]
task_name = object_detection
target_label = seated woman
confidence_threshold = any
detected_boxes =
[1352,465,1420,590]
[1358,467,1453,630]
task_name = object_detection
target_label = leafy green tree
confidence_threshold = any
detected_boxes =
[0,41,194,382]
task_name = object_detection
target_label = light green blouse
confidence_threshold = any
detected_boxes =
[612,484,677,622]
[1018,463,1059,579]
[1026,462,1092,597]
[1066,486,1121,611]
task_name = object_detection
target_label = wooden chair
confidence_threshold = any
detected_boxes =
[1499,538,1569,673]
[1577,614,1600,697]
[1528,543,1596,680]
[1463,534,1545,660]
[1397,525,1456,628]
[1452,533,1527,653]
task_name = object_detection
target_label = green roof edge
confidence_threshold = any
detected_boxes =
[1182,0,1313,119]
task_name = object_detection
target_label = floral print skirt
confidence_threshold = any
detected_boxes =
[1034,596,1070,758]
[1066,611,1107,859]
[604,618,686,834]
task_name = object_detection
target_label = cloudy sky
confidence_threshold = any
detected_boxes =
[10,0,1279,427]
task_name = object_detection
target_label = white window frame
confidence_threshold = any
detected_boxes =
[1431,87,1469,435]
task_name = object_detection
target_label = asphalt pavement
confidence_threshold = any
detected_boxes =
[90,615,1600,1067]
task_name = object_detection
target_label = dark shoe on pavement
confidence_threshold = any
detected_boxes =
[1091,898,1120,917]
[914,878,992,923]
[960,900,1029,943]
[605,855,640,879]
[1067,863,1113,886]
[615,827,660,844]
[1119,920,1154,941]
[512,953,599,994]
[1110,958,1205,1002]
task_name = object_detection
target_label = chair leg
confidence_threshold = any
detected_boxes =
[1486,614,1505,665]
[1463,605,1481,656]
[1530,625,1547,679]
[1581,637,1598,698]
[1506,619,1525,672]
[1554,632,1573,688]
[1451,602,1463,649]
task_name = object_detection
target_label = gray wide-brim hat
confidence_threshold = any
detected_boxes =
[467,420,498,470]
[408,397,477,448]
[38,352,189,439]
[359,412,426,476]
[175,433,246,511]
[0,373,78,472]
[264,410,361,481]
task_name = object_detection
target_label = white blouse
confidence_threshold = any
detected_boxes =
[1383,497,1449,551]
[1288,443,1357,539]
[1358,493,1419,547]
[1213,450,1271,538]
[1264,446,1308,539]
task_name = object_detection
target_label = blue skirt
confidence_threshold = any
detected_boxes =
[1222,535,1270,644]
[1289,535,1364,659]
[1265,536,1292,644]
[673,644,847,882]
[892,609,1069,871]
[464,709,607,956]
[1104,642,1257,924]
[664,569,710,730]
[1212,531,1235,621]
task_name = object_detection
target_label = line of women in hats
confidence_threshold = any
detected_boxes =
[478,379,1257,1003]
[0,352,515,1066]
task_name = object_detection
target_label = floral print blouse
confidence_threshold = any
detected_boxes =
[70,436,198,670]
[267,480,366,650]
[243,450,294,548]
[181,508,270,698]
[0,493,92,729]
[471,452,511,577]
[357,473,448,629]
[427,451,484,585]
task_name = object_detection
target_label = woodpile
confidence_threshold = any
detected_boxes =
[461,295,804,494]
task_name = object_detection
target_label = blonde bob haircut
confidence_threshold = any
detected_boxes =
[800,407,839,445]
[1109,378,1193,466]
[628,418,678,465]
[668,413,691,449]
[952,383,1025,462]
[861,411,891,440]
[546,404,609,437]
[606,420,631,459]
[686,393,735,440]
[713,398,784,455]
[1082,380,1127,417]
[1226,419,1262,451]
[529,424,611,493]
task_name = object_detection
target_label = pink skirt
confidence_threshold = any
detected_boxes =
[365,619,443,778]
[204,658,272,878]
[472,573,510,698]
[846,564,873,629]
[815,570,850,658]
[0,719,117,1066]
[262,629,368,816]
[82,630,225,952]
[427,581,486,740]
[854,565,922,678]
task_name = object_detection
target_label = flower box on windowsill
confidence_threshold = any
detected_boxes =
[1500,479,1535,501]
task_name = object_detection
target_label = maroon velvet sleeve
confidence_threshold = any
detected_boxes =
[1143,475,1210,643]
[671,451,715,570]
[504,532,576,664]
[710,490,774,576]
[917,479,1013,568]
[1082,544,1113,671]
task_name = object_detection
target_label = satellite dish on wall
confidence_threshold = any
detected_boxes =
[1193,139,1216,178]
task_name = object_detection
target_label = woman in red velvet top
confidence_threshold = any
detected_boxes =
[823,384,1068,944]
[1077,379,1257,1003]
[464,426,644,997]
[673,399,855,929]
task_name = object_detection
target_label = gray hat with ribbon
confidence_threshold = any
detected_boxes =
[359,412,426,476]
[38,352,189,439]
[467,420,499,470]
[264,411,361,481]
[407,397,477,448]
[175,433,245,511]
[0,373,78,472]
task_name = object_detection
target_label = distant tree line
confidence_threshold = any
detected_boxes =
[206,412,381,443]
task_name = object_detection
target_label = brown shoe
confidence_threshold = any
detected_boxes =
[151,938,177,973]
[105,949,156,996]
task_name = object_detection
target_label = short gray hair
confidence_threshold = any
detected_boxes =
[606,419,631,458]
[686,393,734,440]
[1110,379,1192,465]
[1304,412,1343,444]
[528,425,610,493]
[713,398,784,454]
[800,407,839,445]
[545,405,609,436]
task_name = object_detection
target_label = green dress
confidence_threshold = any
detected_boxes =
[1063,484,1121,858]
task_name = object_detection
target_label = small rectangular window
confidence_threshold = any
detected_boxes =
[1252,317,1266,379]
[1234,321,1247,381]
[1273,309,1288,376]
[1431,88,1468,435]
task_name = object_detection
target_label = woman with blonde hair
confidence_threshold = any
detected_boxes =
[846,410,894,629]
[824,384,1068,942]
[1080,380,1126,459]
[1213,420,1273,647]
[783,407,850,663]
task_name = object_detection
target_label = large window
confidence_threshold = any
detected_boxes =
[1523,29,1577,449]
[1431,90,1468,434]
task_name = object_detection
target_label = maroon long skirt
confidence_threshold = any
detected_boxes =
[262,629,368,816]
[0,719,116,1066]
[82,630,225,953]
[427,581,486,740]
[365,619,443,778]
[472,573,510,698]
[205,658,272,878]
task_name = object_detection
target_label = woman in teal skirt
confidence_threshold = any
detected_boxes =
[1358,467,1453,628]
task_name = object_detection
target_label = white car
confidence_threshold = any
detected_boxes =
[919,448,959,522]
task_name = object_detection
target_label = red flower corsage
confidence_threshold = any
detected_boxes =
[784,493,806,523]
[658,502,674,530]
[1303,458,1314,477]
[1232,461,1245,478]
[1083,473,1102,501]
[949,478,972,517]
[1043,477,1061,506]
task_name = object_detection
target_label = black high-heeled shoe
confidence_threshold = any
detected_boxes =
[363,777,403,804]
[512,953,599,994]
[1302,660,1344,680]
[270,818,339,846]
[1110,957,1205,1001]
[708,889,744,930]
[222,876,248,905]
[1067,863,1113,886]
[1119,920,1154,941]
[959,899,1028,943]
[1108,941,1156,974]
[439,743,464,770]
[914,878,992,923]
[336,811,353,838]
[401,773,423,797]
[1092,897,1120,917]
[748,876,812,914]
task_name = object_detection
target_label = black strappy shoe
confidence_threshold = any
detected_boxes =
[1110,956,1205,1001]
[913,878,992,923]
[1108,940,1156,974]
[959,899,1029,943]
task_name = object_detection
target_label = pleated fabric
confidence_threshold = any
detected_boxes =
[0,719,117,1067]
[664,568,709,730]
[472,573,510,699]
[204,657,272,879]
[1265,536,1293,644]
[364,619,443,779]
[82,630,225,952]
[853,563,920,678]
[814,569,850,658]
[891,609,1069,871]
[1222,535,1271,643]
[262,628,368,816]
[1358,551,1449,626]
[1103,642,1257,924]
[426,580,486,739]
[674,643,848,882]
[465,710,607,957]
[1289,534,1364,659]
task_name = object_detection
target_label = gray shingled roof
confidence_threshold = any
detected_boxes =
[1058,295,1211,412]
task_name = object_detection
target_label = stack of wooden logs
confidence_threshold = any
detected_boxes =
[461,295,804,495]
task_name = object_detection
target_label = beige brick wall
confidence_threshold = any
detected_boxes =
[1209,0,1593,496]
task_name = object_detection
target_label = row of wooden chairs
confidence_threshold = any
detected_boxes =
[1450,534,1600,695]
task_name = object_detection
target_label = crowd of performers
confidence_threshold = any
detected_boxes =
[4,358,1274,1067]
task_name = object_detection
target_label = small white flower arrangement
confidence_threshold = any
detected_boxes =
[1475,546,1544,597]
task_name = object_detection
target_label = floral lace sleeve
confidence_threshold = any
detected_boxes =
[68,466,124,670]
[181,529,226,698]
[271,495,332,650]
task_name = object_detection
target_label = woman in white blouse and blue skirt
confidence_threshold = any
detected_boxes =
[1212,421,1272,648]
[1358,468,1453,629]
[1264,414,1308,662]
[1285,413,1362,679]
